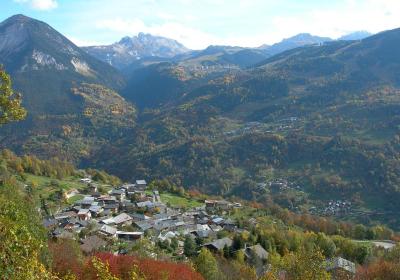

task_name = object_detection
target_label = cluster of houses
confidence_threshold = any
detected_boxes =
[268,178,303,192]
[309,200,353,217]
[223,117,303,137]
[323,200,352,216]
[42,177,357,279]
[223,121,271,137]
[43,179,245,256]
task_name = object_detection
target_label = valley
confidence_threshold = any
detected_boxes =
[1,10,400,279]
[1,15,400,231]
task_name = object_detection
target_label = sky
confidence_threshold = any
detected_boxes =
[1,0,400,49]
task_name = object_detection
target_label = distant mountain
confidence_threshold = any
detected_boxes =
[178,45,268,68]
[0,14,125,113]
[0,14,135,160]
[120,34,335,109]
[121,45,269,108]
[264,33,332,56]
[83,33,190,70]
[338,31,372,41]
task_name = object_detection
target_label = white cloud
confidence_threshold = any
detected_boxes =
[14,0,58,11]
[62,0,400,49]
[66,36,101,47]
[265,0,400,44]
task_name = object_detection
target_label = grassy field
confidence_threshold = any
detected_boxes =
[24,174,87,198]
[160,193,203,208]
[68,194,84,204]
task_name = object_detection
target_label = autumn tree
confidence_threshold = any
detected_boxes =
[49,239,84,278]
[0,67,26,125]
[0,184,53,279]
[91,257,120,280]
[194,248,219,280]
[266,247,331,280]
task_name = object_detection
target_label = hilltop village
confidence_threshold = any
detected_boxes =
[43,177,360,278]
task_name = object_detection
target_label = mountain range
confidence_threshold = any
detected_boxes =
[83,29,372,73]
[83,33,189,70]
[2,14,400,228]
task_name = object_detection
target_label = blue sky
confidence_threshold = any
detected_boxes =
[2,0,400,49]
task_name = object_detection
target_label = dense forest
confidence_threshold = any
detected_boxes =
[2,15,400,230]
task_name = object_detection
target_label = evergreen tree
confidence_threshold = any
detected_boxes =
[223,244,230,258]
[184,235,197,257]
[232,234,245,250]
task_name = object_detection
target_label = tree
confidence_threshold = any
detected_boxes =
[184,235,197,257]
[0,184,53,279]
[353,224,367,240]
[276,247,331,280]
[194,248,219,280]
[223,244,231,259]
[91,257,120,280]
[232,234,245,251]
[0,68,26,125]
[49,239,83,278]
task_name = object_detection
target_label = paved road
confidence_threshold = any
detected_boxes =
[353,240,397,250]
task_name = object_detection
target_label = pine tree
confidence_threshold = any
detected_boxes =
[184,235,197,257]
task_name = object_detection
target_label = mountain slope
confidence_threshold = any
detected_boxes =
[95,27,400,229]
[263,33,332,56]
[0,14,125,114]
[83,33,190,70]
[338,31,372,41]
[121,45,267,109]
[0,14,135,161]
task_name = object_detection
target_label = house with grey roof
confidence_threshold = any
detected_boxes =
[136,200,154,209]
[134,220,154,231]
[204,237,233,251]
[78,208,92,221]
[116,231,144,241]
[110,213,133,226]
[80,235,107,255]
[131,213,151,221]
[99,225,117,238]
[76,196,95,208]
[54,211,77,222]
[89,205,103,217]
[135,180,147,190]
[103,203,119,214]
[110,189,126,201]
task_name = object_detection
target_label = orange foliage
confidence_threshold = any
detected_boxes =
[356,260,400,280]
[49,240,83,278]
[249,201,263,209]
[82,253,204,280]
[187,189,202,198]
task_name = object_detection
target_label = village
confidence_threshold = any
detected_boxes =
[41,176,360,279]
[222,117,302,138]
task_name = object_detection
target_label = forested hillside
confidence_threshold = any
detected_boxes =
[1,15,400,229]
